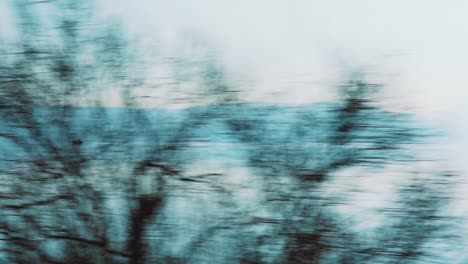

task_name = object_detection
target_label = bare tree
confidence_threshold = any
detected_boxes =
[226,73,457,264]
[0,1,219,263]
[0,2,458,264]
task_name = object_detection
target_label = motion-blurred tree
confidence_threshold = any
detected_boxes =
[226,73,457,264]
[0,1,459,264]
[0,1,219,263]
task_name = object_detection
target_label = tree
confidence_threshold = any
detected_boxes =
[0,1,218,263]
[226,73,457,264]
[0,1,458,263]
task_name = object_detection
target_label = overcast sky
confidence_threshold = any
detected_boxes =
[2,0,467,113]
[88,0,468,114]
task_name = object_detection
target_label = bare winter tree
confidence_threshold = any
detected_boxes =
[225,73,458,264]
[0,1,223,263]
[0,1,459,264]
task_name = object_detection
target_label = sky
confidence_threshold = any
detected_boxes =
[91,0,468,115]
[1,0,467,114]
